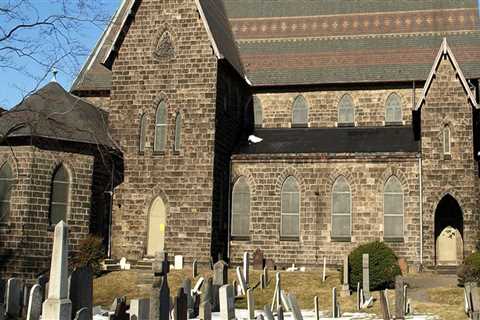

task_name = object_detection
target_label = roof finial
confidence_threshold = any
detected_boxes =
[52,68,58,82]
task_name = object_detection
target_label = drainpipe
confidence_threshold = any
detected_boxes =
[418,155,423,267]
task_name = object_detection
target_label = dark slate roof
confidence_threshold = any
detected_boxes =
[198,0,245,77]
[0,82,118,149]
[235,127,419,155]
[224,0,480,86]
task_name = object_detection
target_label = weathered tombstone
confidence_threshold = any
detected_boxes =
[280,291,291,312]
[174,256,184,270]
[253,249,264,270]
[192,260,198,278]
[42,221,71,320]
[243,252,250,286]
[263,306,274,320]
[322,257,327,282]
[150,276,170,320]
[287,294,303,320]
[379,290,391,320]
[130,299,150,320]
[23,283,32,317]
[112,297,129,320]
[331,288,338,318]
[193,277,204,294]
[174,288,188,320]
[152,252,170,276]
[362,254,371,300]
[199,301,211,320]
[26,284,42,320]
[236,267,247,295]
[395,276,405,319]
[192,294,200,318]
[263,267,269,286]
[219,285,235,320]
[37,275,48,302]
[213,261,228,286]
[73,307,89,320]
[201,278,213,305]
[403,284,408,314]
[341,256,350,297]
[356,282,361,311]
[182,279,194,318]
[314,296,319,320]
[247,289,255,320]
[260,274,265,290]
[270,273,281,312]
[6,278,23,318]
[277,306,284,320]
[208,258,214,271]
[69,266,93,320]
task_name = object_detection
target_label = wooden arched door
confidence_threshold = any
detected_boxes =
[147,197,166,256]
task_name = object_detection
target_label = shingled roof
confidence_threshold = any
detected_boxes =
[0,82,118,149]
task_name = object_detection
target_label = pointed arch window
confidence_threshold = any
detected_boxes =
[231,177,250,237]
[139,113,147,152]
[332,176,351,239]
[338,94,355,126]
[0,163,13,221]
[292,95,308,127]
[384,176,404,239]
[443,125,451,155]
[49,165,70,226]
[174,112,182,152]
[385,93,403,124]
[281,176,300,238]
[154,101,167,152]
[254,96,263,128]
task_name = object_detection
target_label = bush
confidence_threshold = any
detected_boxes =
[347,241,401,291]
[71,234,105,275]
[457,252,480,286]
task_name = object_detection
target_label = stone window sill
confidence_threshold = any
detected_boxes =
[280,236,300,242]
[331,236,351,242]
[383,237,404,243]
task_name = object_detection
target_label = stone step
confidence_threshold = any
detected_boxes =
[435,265,458,275]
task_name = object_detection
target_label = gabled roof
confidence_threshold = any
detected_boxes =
[414,38,479,111]
[0,82,118,149]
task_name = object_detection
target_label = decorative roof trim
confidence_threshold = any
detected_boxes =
[194,0,222,59]
[414,38,478,111]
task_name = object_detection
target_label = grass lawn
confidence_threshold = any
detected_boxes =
[93,267,466,319]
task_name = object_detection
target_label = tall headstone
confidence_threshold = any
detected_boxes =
[174,256,184,270]
[247,289,255,320]
[341,256,350,297]
[192,260,198,278]
[23,283,32,317]
[243,252,250,286]
[213,261,228,286]
[379,290,391,320]
[73,307,89,320]
[356,282,361,311]
[322,257,327,282]
[332,288,338,318]
[69,266,93,320]
[26,284,42,320]
[235,267,247,295]
[42,221,72,320]
[395,276,405,319]
[149,275,170,320]
[219,285,235,320]
[174,288,188,320]
[403,284,408,314]
[130,299,150,320]
[314,296,319,320]
[6,278,23,318]
[199,301,211,320]
[263,267,269,286]
[252,249,264,270]
[201,278,213,306]
[362,254,371,300]
[287,294,303,320]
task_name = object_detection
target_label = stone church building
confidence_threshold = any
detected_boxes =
[1,0,480,279]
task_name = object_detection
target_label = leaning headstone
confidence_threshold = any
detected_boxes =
[287,294,303,320]
[341,256,350,297]
[201,278,213,306]
[174,288,188,320]
[362,254,371,300]
[130,299,150,320]
[247,289,255,320]
[112,297,129,320]
[69,266,93,320]
[253,249,264,270]
[174,256,184,270]
[213,261,228,286]
[6,278,23,318]
[314,296,319,320]
[26,284,42,320]
[277,306,284,320]
[236,267,247,295]
[395,276,405,319]
[243,252,250,286]
[332,288,338,318]
[219,285,235,320]
[263,306,274,320]
[379,290,391,320]
[23,283,32,317]
[193,277,204,295]
[192,260,198,278]
[37,275,48,302]
[199,301,211,320]
[73,307,89,320]
[150,276,170,320]
[42,221,72,320]
[270,273,281,312]
[322,257,327,282]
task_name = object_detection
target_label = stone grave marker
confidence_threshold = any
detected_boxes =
[341,256,350,297]
[69,266,93,320]
[112,297,129,320]
[253,249,264,270]
[247,288,255,319]
[236,267,247,295]
[208,258,214,271]
[314,296,319,320]
[219,285,235,320]
[201,278,213,305]
[287,294,303,320]
[263,267,269,286]
[356,282,361,311]
[174,288,188,320]
[73,307,89,320]
[263,305,274,320]
[403,284,408,314]
[362,254,371,300]
[471,284,480,318]
[37,275,48,302]
[193,277,204,294]
[199,301,211,320]
[213,261,228,286]
[181,279,193,318]
[174,256,184,270]
[152,251,170,276]
[23,283,32,317]
[150,275,170,320]
[26,284,42,320]
[192,260,198,278]
[277,306,284,320]
[379,290,391,320]
[332,288,338,318]
[395,276,405,319]
[192,293,200,318]
[130,299,150,320]
[42,221,72,320]
[322,257,326,282]
[280,290,291,312]
[6,278,23,318]
[243,252,250,286]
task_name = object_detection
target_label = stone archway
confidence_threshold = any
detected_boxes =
[147,197,166,256]
[434,194,464,266]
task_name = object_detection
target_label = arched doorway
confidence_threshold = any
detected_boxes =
[147,197,166,256]
[434,194,463,265]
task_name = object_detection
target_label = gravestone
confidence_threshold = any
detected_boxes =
[130,299,150,320]
[73,307,89,320]
[199,301,211,320]
[201,278,213,305]
[403,284,408,314]
[236,267,247,295]
[208,258,214,271]
[152,252,170,276]
[243,252,250,286]
[280,291,291,312]
[193,277,204,294]
[247,289,255,320]
[181,279,193,317]
[379,290,391,320]
[6,278,23,318]
[322,257,326,282]
[150,276,170,320]
[341,256,350,297]
[287,294,303,320]
[42,221,72,320]
[356,282,361,311]
[69,266,93,320]
[263,267,269,286]
[37,275,48,302]
[192,260,198,278]
[174,288,188,320]
[23,283,32,317]
[395,276,405,319]
[174,256,184,270]
[26,284,42,320]
[277,306,284,320]
[213,261,228,286]
[362,254,371,300]
[260,274,265,290]
[192,294,200,318]
[263,306,274,320]
[252,249,264,270]
[314,296,319,320]
[332,288,338,318]
[112,297,129,320]
[219,285,235,320]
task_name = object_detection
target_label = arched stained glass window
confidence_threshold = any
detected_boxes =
[332,176,351,239]
[338,94,355,125]
[139,113,147,152]
[154,101,167,152]
[385,93,403,124]
[384,176,404,238]
[292,95,308,127]
[0,163,13,220]
[231,177,250,237]
[49,165,70,226]
[254,96,263,128]
[281,176,300,237]
[174,112,182,152]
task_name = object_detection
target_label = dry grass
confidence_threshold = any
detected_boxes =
[93,267,466,319]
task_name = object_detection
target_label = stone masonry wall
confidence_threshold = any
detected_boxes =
[230,154,421,267]
[109,0,219,262]
[420,56,480,266]
[0,145,93,281]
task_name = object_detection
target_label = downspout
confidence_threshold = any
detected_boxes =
[107,161,115,258]
[414,80,424,267]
